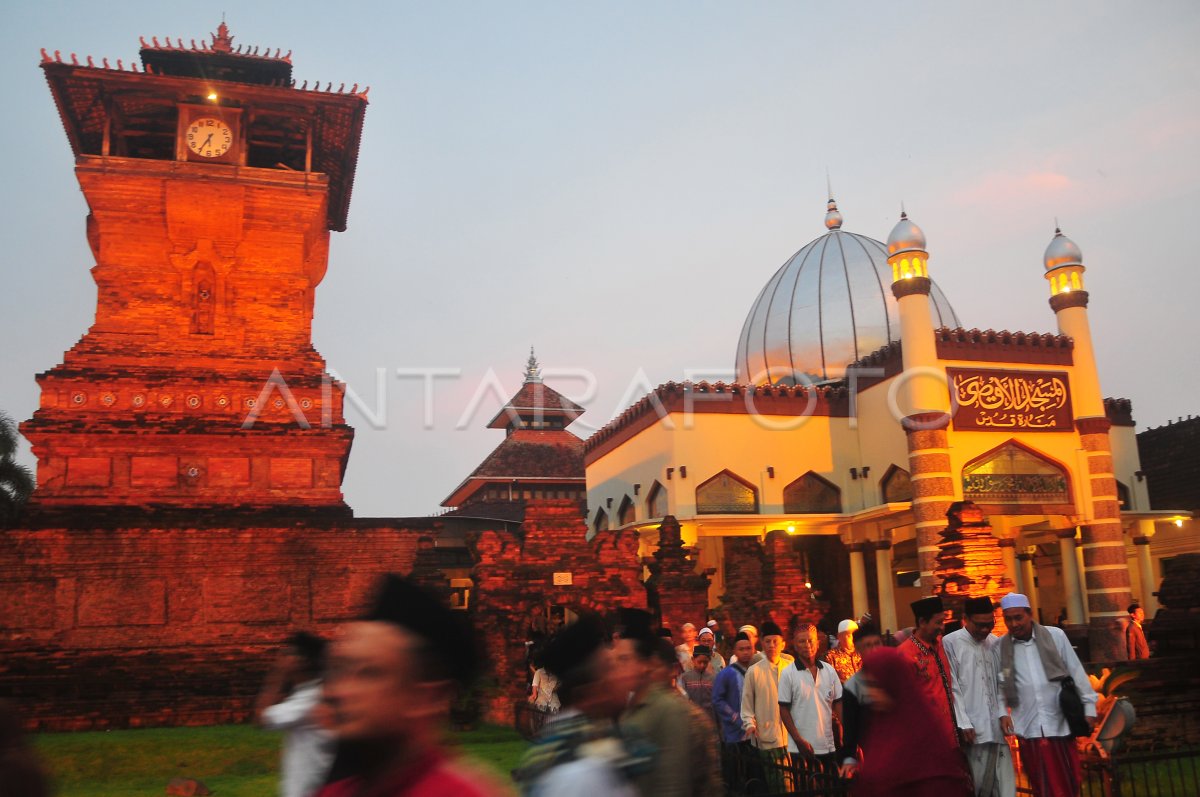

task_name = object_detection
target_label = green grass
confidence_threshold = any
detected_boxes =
[34,723,528,797]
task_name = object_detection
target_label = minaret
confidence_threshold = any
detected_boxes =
[887,212,954,590]
[1044,228,1133,659]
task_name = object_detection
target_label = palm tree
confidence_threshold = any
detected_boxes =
[0,412,34,523]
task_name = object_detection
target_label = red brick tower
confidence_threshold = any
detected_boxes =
[23,25,366,516]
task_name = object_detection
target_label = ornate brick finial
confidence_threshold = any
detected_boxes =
[211,21,234,53]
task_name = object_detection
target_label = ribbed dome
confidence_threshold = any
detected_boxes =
[735,207,961,385]
[1044,228,1083,271]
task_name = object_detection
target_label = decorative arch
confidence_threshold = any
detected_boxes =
[783,471,842,514]
[962,440,1070,506]
[646,481,668,518]
[880,465,913,503]
[696,470,758,514]
[593,508,609,535]
[617,495,636,526]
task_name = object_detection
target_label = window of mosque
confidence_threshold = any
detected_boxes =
[593,508,608,534]
[696,470,758,514]
[881,465,913,503]
[646,481,668,518]
[1116,480,1131,509]
[782,472,842,514]
[962,442,1070,504]
[617,495,636,526]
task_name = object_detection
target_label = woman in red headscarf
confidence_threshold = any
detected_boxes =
[851,647,973,797]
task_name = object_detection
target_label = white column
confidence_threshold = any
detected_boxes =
[1058,529,1086,625]
[874,541,898,634]
[999,538,1018,592]
[849,544,869,620]
[1018,550,1040,620]
[1135,519,1158,616]
[1075,540,1091,622]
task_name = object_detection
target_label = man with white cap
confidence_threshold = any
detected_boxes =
[738,624,763,664]
[998,592,1097,797]
[695,626,726,672]
[824,619,862,683]
[944,596,1016,797]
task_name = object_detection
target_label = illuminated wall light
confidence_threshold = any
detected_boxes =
[786,524,797,535]
[207,91,218,101]
[1176,518,1185,528]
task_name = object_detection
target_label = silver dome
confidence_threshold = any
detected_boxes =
[886,212,927,256]
[1044,228,1083,271]
[735,207,961,385]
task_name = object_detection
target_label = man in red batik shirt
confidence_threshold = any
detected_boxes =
[898,596,958,751]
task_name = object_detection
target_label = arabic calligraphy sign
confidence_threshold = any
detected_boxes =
[948,367,1073,432]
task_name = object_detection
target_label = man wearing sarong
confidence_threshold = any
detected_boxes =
[943,596,1016,797]
[999,592,1097,797]
[739,621,793,792]
[898,596,958,750]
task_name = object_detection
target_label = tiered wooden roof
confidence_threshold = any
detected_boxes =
[40,23,367,231]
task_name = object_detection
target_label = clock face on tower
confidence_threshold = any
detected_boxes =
[186,117,234,159]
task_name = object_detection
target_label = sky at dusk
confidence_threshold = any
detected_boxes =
[2,2,1198,517]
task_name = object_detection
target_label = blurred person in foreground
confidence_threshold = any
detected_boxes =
[514,615,650,797]
[837,624,884,778]
[317,574,510,797]
[256,631,335,797]
[850,648,973,797]
[619,611,719,797]
[0,699,51,797]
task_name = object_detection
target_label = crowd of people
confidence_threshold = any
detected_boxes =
[518,593,1108,797]
[247,575,1122,797]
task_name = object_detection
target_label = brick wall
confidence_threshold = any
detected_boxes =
[468,500,645,725]
[0,519,424,730]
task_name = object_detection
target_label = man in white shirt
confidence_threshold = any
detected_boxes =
[256,632,335,797]
[739,621,793,791]
[943,597,1016,797]
[777,623,842,770]
[999,592,1097,797]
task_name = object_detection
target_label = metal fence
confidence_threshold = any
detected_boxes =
[724,745,848,797]
[1078,747,1200,797]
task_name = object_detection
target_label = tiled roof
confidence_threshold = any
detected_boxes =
[470,430,584,478]
[441,429,585,507]
[487,381,585,428]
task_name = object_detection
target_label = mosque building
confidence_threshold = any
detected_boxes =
[5,23,1197,730]
[584,199,1187,658]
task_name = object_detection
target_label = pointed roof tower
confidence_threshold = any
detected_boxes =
[442,352,587,512]
[486,347,585,431]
